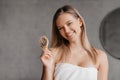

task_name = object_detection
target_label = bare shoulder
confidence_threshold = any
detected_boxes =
[95,49,108,69]
[96,49,108,61]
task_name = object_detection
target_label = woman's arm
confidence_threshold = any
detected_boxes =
[41,65,55,80]
[97,50,109,80]
[40,48,57,80]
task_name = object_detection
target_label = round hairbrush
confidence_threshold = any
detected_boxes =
[39,36,49,49]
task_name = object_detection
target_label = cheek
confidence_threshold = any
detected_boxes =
[59,31,68,39]
[59,30,65,37]
[74,23,81,31]
[74,25,81,35]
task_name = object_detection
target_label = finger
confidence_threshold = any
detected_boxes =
[44,54,51,59]
[41,47,54,58]
[42,51,54,58]
[40,53,52,60]
[42,47,49,52]
[43,51,53,57]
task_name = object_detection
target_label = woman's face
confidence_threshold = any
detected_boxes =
[56,13,82,42]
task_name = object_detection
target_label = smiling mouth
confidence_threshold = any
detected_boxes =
[66,31,75,39]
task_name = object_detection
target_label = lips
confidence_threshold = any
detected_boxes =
[66,31,75,39]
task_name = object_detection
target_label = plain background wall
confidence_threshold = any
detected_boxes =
[0,0,120,80]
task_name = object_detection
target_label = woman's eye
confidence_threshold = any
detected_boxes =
[67,22,72,26]
[58,27,63,30]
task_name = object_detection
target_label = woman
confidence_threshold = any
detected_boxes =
[39,5,108,80]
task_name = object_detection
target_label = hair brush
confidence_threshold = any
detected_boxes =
[39,36,49,49]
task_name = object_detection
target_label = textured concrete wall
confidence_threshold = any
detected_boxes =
[0,0,120,80]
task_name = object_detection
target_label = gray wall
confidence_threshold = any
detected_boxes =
[0,0,120,80]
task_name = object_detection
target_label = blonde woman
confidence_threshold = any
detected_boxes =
[39,5,108,80]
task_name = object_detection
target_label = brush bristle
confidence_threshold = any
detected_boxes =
[39,36,49,48]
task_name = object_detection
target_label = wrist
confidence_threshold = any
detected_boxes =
[44,66,55,80]
[44,63,55,68]
[44,65,55,72]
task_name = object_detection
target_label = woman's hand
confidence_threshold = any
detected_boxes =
[39,36,55,68]
[40,47,55,68]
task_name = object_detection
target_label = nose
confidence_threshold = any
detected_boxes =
[64,26,70,34]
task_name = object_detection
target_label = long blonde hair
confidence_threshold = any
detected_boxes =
[51,5,97,63]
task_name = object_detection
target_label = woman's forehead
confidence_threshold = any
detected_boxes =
[56,13,76,26]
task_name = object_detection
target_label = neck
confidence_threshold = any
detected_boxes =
[69,40,84,51]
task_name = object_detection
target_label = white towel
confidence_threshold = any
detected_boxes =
[54,63,98,80]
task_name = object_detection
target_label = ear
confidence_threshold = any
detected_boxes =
[78,18,82,27]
